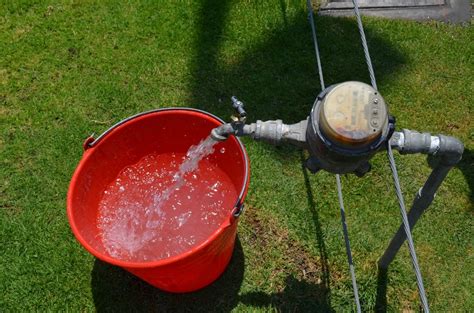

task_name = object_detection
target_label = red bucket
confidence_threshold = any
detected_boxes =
[67,108,250,292]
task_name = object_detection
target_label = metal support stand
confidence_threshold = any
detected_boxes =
[379,165,451,268]
[380,130,464,268]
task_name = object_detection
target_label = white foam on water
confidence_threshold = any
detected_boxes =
[97,136,237,262]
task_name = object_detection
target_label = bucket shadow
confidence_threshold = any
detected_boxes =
[91,237,245,313]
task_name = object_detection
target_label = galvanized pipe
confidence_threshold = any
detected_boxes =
[379,129,464,268]
[211,119,308,148]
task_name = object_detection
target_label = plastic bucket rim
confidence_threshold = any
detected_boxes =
[67,107,250,269]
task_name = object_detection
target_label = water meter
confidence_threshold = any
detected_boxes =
[306,81,394,175]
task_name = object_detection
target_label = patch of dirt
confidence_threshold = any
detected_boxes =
[241,206,339,286]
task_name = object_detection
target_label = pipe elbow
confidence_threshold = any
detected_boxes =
[389,129,464,166]
[437,135,464,166]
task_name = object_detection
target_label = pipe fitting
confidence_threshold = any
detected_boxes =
[210,119,308,148]
[391,129,435,154]
[390,129,464,166]
[437,134,464,166]
[244,119,308,148]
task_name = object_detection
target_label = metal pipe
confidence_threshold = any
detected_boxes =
[379,129,464,268]
[211,119,309,148]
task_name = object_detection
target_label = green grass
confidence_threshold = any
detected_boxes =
[1,1,472,312]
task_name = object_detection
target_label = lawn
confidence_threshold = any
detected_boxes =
[0,1,472,312]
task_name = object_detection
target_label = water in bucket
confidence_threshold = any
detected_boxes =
[97,136,237,262]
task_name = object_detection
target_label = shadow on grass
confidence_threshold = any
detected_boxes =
[458,148,474,211]
[240,275,334,312]
[91,237,245,313]
[190,2,406,131]
[187,0,406,311]
[375,149,473,312]
[237,155,334,312]
[441,148,474,211]
[375,267,389,313]
[427,148,473,207]
[300,152,331,292]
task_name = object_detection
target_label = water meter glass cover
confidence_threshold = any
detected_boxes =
[319,81,388,148]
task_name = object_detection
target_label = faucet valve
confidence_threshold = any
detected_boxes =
[231,96,247,123]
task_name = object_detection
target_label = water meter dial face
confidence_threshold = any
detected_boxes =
[319,81,388,148]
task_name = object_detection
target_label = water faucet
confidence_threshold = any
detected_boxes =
[211,97,308,147]
[231,96,247,119]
